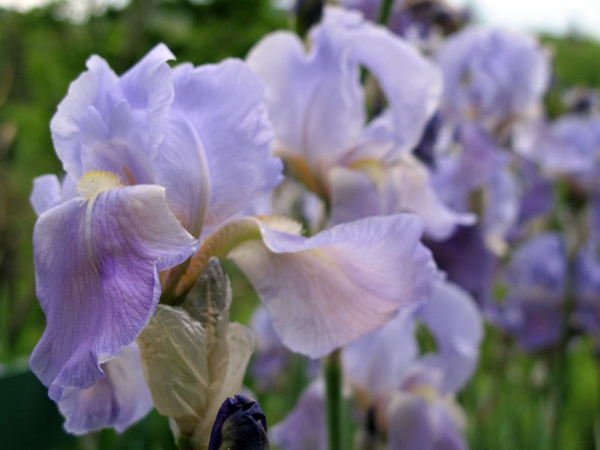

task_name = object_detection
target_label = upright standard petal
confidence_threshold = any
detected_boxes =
[57,343,152,435]
[169,59,282,229]
[30,183,197,400]
[324,7,442,157]
[247,28,364,175]
[31,174,62,216]
[50,44,175,182]
[228,214,436,358]
[119,43,175,150]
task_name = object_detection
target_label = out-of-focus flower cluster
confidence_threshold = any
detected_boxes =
[27,0,600,448]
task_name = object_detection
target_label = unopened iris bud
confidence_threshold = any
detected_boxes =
[208,395,269,450]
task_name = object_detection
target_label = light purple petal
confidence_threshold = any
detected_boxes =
[343,307,418,394]
[436,27,550,126]
[78,100,155,185]
[387,392,467,450]
[170,59,282,228]
[328,167,381,225]
[229,214,436,358]
[50,45,175,182]
[416,280,483,394]
[574,241,600,334]
[426,226,497,305]
[30,185,197,399]
[31,175,62,216]
[58,343,152,434]
[50,55,120,178]
[270,380,327,450]
[247,27,364,172]
[499,233,567,350]
[386,393,437,450]
[386,157,476,240]
[329,159,475,239]
[154,113,210,235]
[119,43,175,150]
[333,7,442,157]
[481,165,520,254]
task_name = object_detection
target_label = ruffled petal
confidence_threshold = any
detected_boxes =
[31,175,62,216]
[50,55,120,178]
[30,184,197,399]
[228,214,436,358]
[58,343,152,435]
[170,59,282,228]
[329,158,475,240]
[50,45,175,182]
[330,7,442,157]
[119,43,176,150]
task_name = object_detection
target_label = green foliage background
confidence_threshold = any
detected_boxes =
[0,1,599,449]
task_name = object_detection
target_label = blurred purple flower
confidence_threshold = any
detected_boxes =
[517,115,600,193]
[492,233,567,351]
[247,6,472,240]
[344,278,482,449]
[275,279,481,449]
[435,27,550,130]
[433,122,520,254]
[574,241,600,335]
[270,380,328,450]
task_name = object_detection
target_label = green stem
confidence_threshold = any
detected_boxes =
[324,348,344,450]
[377,0,395,25]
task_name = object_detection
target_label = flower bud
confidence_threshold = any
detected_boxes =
[208,395,269,450]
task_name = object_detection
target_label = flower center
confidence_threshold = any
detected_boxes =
[76,170,124,201]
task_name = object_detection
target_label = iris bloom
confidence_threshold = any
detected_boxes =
[271,279,483,449]
[247,6,473,240]
[435,27,550,131]
[490,233,567,351]
[31,43,438,433]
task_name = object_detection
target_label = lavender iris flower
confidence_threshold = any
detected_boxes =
[433,122,519,255]
[435,27,550,131]
[574,241,600,336]
[271,279,482,449]
[516,115,600,192]
[247,6,473,240]
[492,233,567,351]
[341,0,465,51]
[32,42,441,433]
[29,44,279,432]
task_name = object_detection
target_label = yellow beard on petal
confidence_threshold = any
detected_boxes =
[76,170,125,202]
